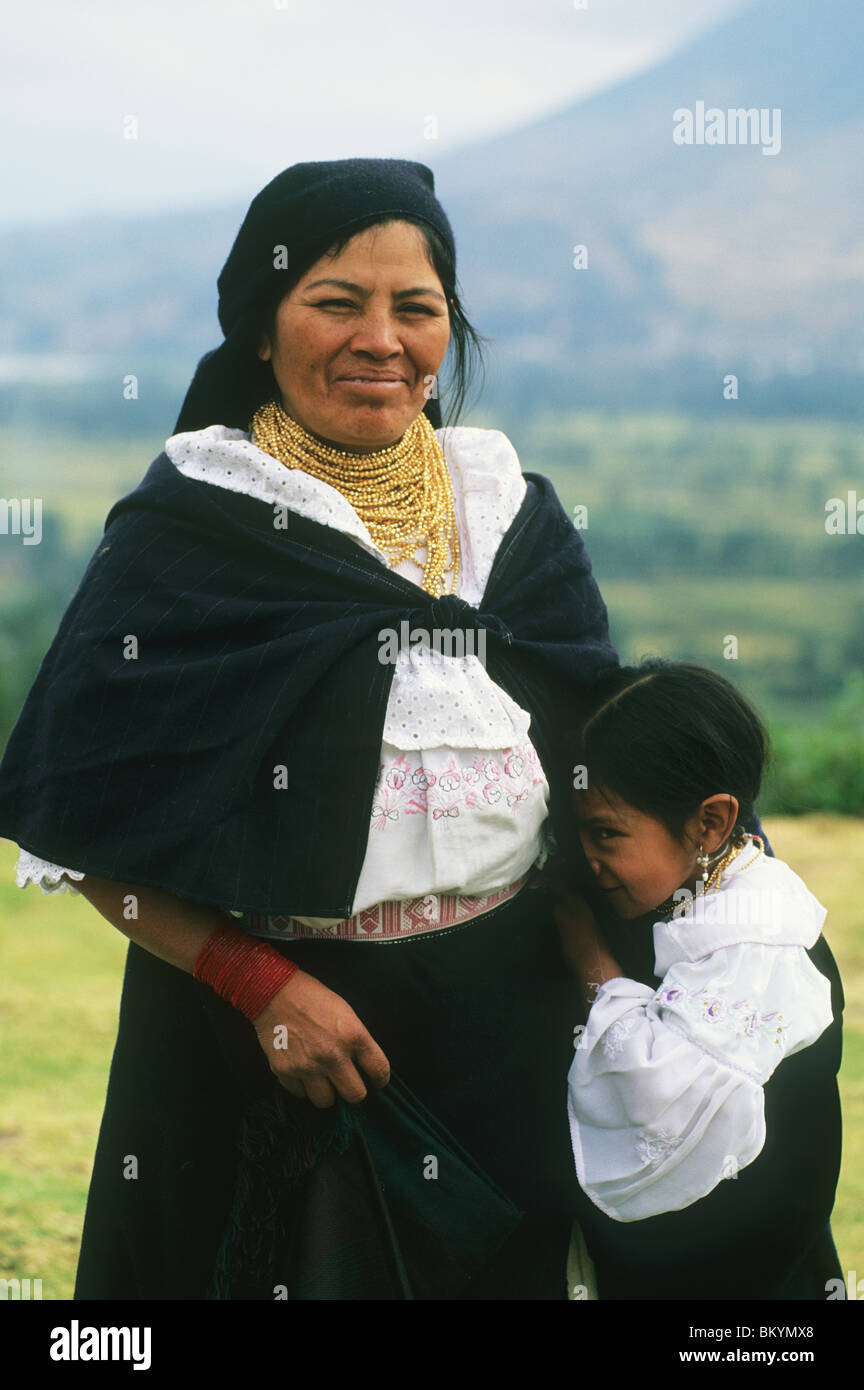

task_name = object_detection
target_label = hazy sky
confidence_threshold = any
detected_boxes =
[3,0,751,228]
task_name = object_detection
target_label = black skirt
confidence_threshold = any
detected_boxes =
[73,879,582,1301]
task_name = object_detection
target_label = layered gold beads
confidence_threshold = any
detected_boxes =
[249,398,460,597]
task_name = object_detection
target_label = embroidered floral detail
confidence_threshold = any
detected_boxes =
[635,1127,680,1166]
[370,745,544,831]
[602,1015,640,1061]
[655,984,789,1046]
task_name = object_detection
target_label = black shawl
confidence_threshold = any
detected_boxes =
[0,450,617,916]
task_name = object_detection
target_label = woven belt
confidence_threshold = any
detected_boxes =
[244,872,532,943]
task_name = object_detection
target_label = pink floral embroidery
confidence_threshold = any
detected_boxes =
[370,744,544,831]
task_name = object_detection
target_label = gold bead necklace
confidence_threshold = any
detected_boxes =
[654,831,764,918]
[249,397,460,596]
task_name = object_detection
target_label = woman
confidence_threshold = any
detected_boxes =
[0,158,619,1300]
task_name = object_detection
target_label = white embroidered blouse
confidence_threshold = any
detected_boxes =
[567,848,834,1222]
[13,422,551,921]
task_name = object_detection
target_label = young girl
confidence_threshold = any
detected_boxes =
[555,659,845,1300]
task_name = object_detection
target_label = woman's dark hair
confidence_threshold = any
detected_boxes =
[254,212,486,428]
[572,658,770,842]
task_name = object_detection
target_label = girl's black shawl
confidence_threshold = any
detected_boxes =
[0,450,617,915]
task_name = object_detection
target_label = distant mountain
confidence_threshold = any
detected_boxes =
[2,0,862,425]
[436,0,864,403]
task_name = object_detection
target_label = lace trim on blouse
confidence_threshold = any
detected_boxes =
[15,849,85,895]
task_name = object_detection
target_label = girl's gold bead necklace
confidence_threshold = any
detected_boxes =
[654,831,764,919]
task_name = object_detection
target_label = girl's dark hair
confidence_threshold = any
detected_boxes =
[573,659,770,841]
[255,213,486,427]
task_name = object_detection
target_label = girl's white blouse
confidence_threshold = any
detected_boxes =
[13,423,551,921]
[567,849,834,1222]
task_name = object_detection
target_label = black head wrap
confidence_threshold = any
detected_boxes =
[173,157,456,435]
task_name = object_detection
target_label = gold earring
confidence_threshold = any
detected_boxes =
[696,842,711,887]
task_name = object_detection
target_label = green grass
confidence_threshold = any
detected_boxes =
[0,845,126,1298]
[762,816,864,1276]
[0,819,861,1299]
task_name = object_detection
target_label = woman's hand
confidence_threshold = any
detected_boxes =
[252,969,391,1109]
[73,873,390,1109]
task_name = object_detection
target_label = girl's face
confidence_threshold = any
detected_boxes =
[573,784,733,920]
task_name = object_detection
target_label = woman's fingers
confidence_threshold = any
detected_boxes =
[276,1073,307,1101]
[273,1042,389,1107]
[301,1034,391,1107]
[275,1063,367,1108]
[354,1034,391,1090]
[252,970,391,1104]
[327,1060,370,1106]
[301,1074,338,1109]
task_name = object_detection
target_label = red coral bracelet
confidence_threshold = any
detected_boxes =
[193,921,299,1022]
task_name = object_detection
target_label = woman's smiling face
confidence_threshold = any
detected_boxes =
[257,219,452,453]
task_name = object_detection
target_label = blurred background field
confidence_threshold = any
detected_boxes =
[0,816,861,1299]
[4,411,864,809]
